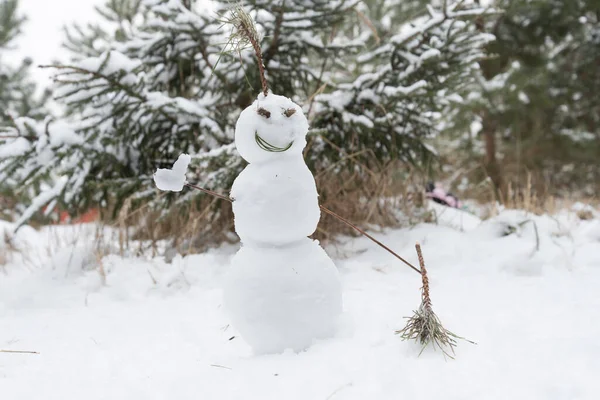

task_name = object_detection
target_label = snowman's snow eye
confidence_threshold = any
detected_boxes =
[283,108,296,117]
[257,107,271,118]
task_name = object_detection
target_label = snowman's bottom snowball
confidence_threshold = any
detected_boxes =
[223,238,342,354]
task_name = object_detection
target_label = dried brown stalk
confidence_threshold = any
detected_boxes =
[319,207,421,274]
[0,349,39,354]
[184,183,232,203]
[354,7,380,44]
[417,244,432,309]
[223,5,269,96]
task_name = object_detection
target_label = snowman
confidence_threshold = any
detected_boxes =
[154,92,343,354]
[160,8,342,354]
[223,92,342,354]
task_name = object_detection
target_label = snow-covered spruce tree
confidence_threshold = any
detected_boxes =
[0,0,238,235]
[0,0,48,125]
[217,0,363,108]
[312,0,494,166]
[0,0,49,219]
[0,1,32,121]
[309,0,494,228]
[0,0,363,235]
[0,0,493,242]
[449,0,600,199]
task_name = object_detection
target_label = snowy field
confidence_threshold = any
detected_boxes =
[1,204,600,399]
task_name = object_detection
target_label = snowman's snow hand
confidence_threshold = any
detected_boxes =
[396,243,474,359]
[153,154,191,192]
[255,132,294,153]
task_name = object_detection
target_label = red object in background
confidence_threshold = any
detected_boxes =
[39,205,99,224]
[58,208,99,224]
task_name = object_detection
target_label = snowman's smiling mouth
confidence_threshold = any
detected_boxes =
[255,131,294,153]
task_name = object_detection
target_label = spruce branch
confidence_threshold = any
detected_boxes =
[0,114,36,140]
[396,243,474,359]
[40,64,179,126]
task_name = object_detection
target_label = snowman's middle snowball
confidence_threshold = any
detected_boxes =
[231,156,320,246]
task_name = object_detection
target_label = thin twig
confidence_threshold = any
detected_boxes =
[7,113,23,136]
[306,82,328,116]
[210,364,232,370]
[222,6,269,96]
[415,243,431,309]
[319,207,421,274]
[0,135,31,139]
[354,7,380,44]
[0,349,39,354]
[239,22,268,96]
[184,183,232,203]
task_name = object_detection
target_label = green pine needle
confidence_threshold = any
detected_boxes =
[216,5,261,54]
[255,131,294,152]
[396,302,473,359]
[397,243,475,359]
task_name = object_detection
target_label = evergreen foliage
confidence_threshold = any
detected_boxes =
[450,0,600,197]
[312,0,494,169]
[0,0,49,219]
[0,0,492,232]
[0,0,46,124]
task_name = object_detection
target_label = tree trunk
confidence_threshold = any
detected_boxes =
[482,114,503,202]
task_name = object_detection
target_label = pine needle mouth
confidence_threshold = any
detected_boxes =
[255,131,293,153]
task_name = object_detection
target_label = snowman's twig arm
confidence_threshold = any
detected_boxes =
[185,183,233,203]
[319,206,421,274]
[184,183,421,275]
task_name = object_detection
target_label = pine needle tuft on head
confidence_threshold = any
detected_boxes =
[396,243,474,359]
[219,4,268,97]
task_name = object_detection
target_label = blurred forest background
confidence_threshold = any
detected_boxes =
[0,0,598,251]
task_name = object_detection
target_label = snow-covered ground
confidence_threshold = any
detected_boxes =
[1,204,600,399]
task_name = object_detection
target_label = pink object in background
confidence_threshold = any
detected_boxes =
[425,182,462,209]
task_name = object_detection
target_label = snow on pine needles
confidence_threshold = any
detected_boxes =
[1,205,600,399]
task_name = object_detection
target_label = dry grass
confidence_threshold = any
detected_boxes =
[113,194,236,258]
[315,159,431,244]
[120,166,424,255]
[101,153,431,255]
[483,172,598,219]
[435,147,599,220]
[502,173,557,215]
[0,230,19,269]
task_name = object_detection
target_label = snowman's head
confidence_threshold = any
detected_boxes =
[234,93,309,164]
